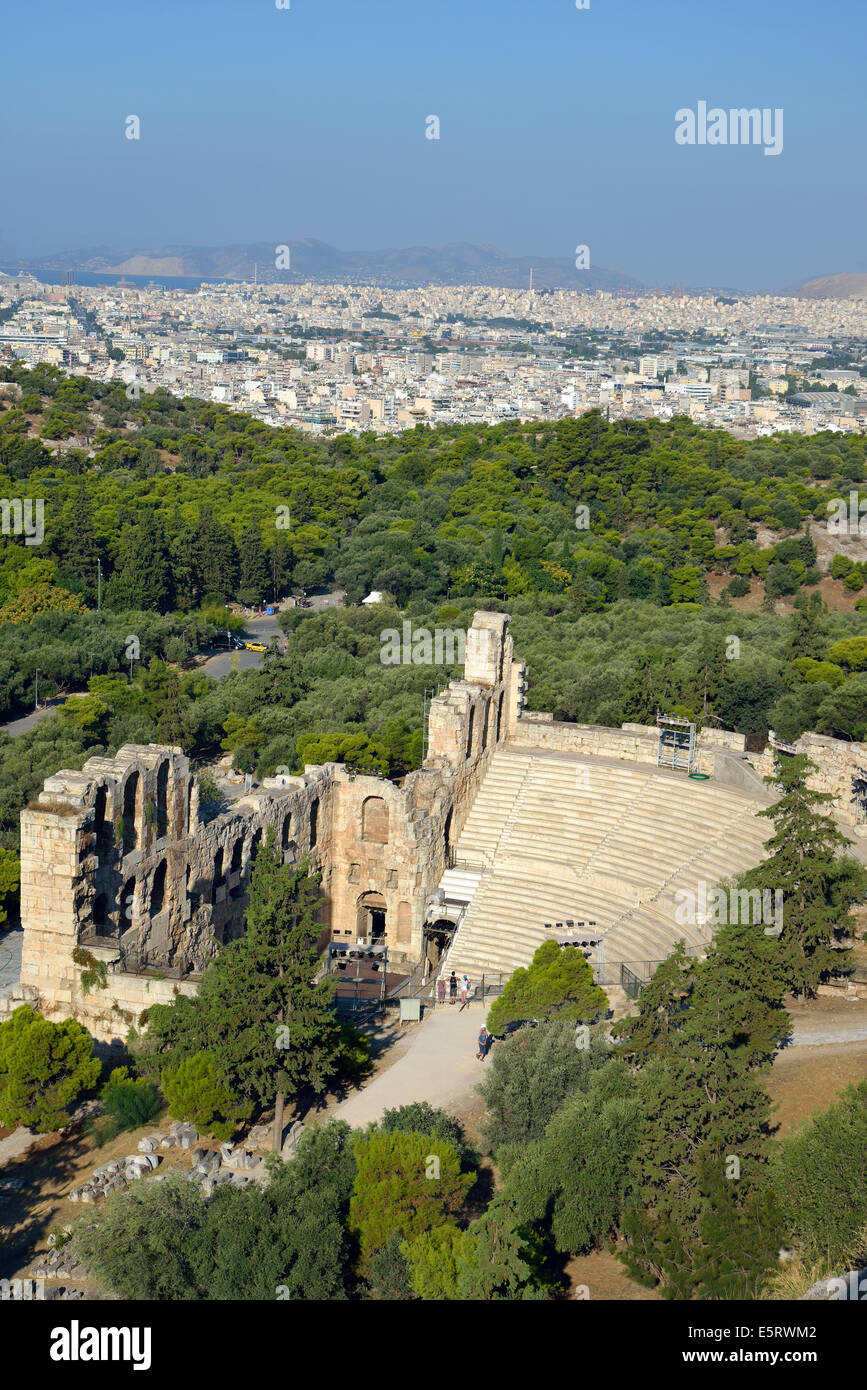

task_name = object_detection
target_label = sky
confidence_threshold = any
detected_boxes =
[1,0,865,291]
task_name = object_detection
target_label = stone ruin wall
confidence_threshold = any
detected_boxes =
[11,612,521,1041]
[16,603,861,1044]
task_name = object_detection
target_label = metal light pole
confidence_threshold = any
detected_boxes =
[34,669,39,711]
[89,651,97,679]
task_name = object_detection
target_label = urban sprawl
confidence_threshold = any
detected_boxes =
[1,272,865,438]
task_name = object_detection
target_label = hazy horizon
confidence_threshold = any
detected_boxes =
[1,0,865,291]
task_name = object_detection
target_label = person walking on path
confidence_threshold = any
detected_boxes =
[459,974,470,1008]
[436,975,446,1007]
[449,971,458,1005]
[477,1026,489,1060]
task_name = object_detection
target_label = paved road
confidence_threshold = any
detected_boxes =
[324,1001,487,1128]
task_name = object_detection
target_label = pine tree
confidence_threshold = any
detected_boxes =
[739,754,867,994]
[238,524,269,604]
[105,513,175,611]
[193,833,341,1149]
[155,672,191,750]
[63,480,100,590]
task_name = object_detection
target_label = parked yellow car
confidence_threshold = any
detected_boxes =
[244,641,267,652]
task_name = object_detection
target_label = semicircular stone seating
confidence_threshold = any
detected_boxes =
[439,744,775,984]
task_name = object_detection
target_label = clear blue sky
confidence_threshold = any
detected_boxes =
[1,0,864,290]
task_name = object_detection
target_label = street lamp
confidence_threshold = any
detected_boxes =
[34,669,40,711]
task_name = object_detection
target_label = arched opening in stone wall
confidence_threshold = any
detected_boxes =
[120,877,136,933]
[249,827,262,869]
[361,796,389,844]
[466,705,475,758]
[481,698,490,752]
[211,847,224,904]
[187,778,194,833]
[443,807,453,864]
[496,690,504,742]
[151,860,167,915]
[356,890,387,942]
[282,813,292,851]
[92,892,107,932]
[156,761,169,838]
[122,771,140,855]
[310,798,319,849]
[229,836,242,873]
[93,784,108,847]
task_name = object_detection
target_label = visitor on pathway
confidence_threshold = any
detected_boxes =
[460,975,469,1006]
[477,1026,489,1060]
[437,975,446,1007]
[449,971,458,1004]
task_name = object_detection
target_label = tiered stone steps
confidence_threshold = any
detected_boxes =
[440,745,774,983]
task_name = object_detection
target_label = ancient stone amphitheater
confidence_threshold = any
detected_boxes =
[7,611,866,1040]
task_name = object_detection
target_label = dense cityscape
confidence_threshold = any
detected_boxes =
[2,271,865,439]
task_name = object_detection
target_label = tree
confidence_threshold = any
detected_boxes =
[501,1061,640,1256]
[238,524,269,605]
[379,1102,470,1162]
[0,845,20,926]
[773,1078,867,1266]
[0,1005,100,1131]
[105,514,175,612]
[486,939,608,1034]
[479,1018,609,1156]
[155,672,192,749]
[455,1200,550,1300]
[100,1065,162,1131]
[161,1052,249,1141]
[738,755,867,994]
[139,835,345,1152]
[73,1172,205,1300]
[349,1130,472,1266]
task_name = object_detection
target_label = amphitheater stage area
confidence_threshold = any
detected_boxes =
[440,744,795,985]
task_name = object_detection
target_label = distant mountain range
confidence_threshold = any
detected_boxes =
[794,272,867,300]
[5,242,865,298]
[9,239,643,292]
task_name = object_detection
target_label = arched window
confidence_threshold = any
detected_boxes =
[361,796,389,844]
[231,836,244,873]
[481,699,490,752]
[93,785,107,842]
[496,691,504,742]
[151,860,167,915]
[120,877,136,933]
[156,761,169,838]
[211,847,224,904]
[466,705,475,758]
[122,771,140,854]
[281,814,292,850]
[92,892,107,931]
[249,828,262,867]
[310,798,319,849]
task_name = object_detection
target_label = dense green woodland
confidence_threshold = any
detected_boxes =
[0,364,865,922]
[1,362,865,619]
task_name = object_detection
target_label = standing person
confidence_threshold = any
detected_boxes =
[448,971,458,1005]
[477,1026,488,1060]
[437,975,446,1008]
[460,974,469,1007]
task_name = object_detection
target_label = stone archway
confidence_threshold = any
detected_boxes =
[356,890,387,943]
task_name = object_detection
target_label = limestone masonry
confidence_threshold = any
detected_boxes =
[7,611,866,1041]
